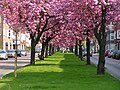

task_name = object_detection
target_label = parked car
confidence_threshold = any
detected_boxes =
[17,50,21,57]
[7,49,21,57]
[6,50,15,58]
[35,48,41,53]
[21,50,27,56]
[112,50,118,59]
[105,49,110,56]
[114,50,120,59]
[0,50,8,60]
[107,49,114,58]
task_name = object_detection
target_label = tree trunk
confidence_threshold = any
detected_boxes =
[97,40,106,74]
[49,44,52,56]
[41,42,46,60]
[14,31,18,78]
[45,43,48,58]
[70,46,73,52]
[86,37,90,65]
[30,38,36,64]
[57,46,60,52]
[52,46,54,54]
[75,40,78,56]
[79,41,83,61]
[75,45,78,55]
[97,6,106,74]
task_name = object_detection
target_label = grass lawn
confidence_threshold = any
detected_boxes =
[0,52,120,90]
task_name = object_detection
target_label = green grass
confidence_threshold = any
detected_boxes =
[0,52,120,90]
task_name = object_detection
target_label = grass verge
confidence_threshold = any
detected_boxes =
[0,52,120,90]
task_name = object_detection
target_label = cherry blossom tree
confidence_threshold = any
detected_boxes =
[50,0,120,74]
[50,28,76,51]
[40,25,60,59]
[78,0,120,74]
[1,0,80,64]
[1,0,120,75]
[62,0,120,74]
[1,0,61,65]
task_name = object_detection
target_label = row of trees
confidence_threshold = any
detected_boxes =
[0,0,120,77]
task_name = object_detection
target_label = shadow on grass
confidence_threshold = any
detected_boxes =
[36,60,61,62]
[0,52,120,90]
[31,64,60,66]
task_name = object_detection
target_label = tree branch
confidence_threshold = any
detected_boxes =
[44,22,59,31]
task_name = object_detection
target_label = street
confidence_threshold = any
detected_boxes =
[0,53,31,78]
[91,54,120,80]
[0,52,40,78]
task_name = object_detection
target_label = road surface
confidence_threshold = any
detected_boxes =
[91,54,120,80]
[0,55,31,78]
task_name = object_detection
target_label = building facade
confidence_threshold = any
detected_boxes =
[114,21,120,50]
[3,21,13,50]
[0,14,31,50]
[0,15,3,49]
[106,22,115,50]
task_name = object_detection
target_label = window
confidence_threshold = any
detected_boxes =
[5,42,8,50]
[110,33,114,40]
[111,36,114,39]
[118,31,120,37]
[8,30,10,39]
[10,43,12,49]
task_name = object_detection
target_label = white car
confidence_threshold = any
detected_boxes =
[0,50,8,60]
[21,50,27,56]
[6,50,16,57]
